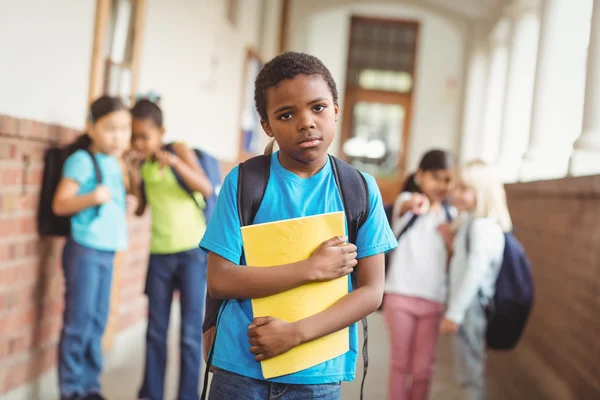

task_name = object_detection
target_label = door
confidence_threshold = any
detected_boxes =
[340,16,419,205]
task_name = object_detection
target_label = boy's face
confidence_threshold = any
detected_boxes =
[261,74,339,166]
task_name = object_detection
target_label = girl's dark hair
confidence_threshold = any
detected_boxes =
[131,98,163,127]
[254,51,338,121]
[89,95,127,124]
[401,149,455,193]
[79,96,127,149]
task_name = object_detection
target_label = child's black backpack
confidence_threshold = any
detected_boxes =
[201,154,371,400]
[38,134,103,237]
[467,225,534,350]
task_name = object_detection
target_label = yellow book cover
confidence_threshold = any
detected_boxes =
[241,211,350,379]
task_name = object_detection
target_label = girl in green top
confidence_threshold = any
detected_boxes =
[127,98,213,400]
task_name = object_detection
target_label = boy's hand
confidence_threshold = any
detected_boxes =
[248,316,302,361]
[155,150,179,168]
[92,185,111,205]
[409,193,430,215]
[308,236,358,281]
[440,318,460,335]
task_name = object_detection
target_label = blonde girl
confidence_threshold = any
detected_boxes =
[440,160,512,400]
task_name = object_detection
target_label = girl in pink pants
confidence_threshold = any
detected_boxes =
[384,150,455,400]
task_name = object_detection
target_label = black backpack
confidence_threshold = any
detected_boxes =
[37,134,103,237]
[201,154,371,400]
[466,222,534,350]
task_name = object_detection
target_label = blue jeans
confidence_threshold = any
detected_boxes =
[454,297,488,400]
[209,369,341,400]
[138,248,207,400]
[59,239,114,397]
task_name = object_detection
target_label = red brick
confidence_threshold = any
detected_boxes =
[3,355,34,394]
[490,177,600,399]
[0,265,21,288]
[17,216,36,235]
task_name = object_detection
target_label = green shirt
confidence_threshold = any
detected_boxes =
[142,161,206,254]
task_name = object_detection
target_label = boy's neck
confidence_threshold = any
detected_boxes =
[277,152,329,179]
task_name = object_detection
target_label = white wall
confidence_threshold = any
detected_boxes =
[0,0,95,130]
[287,1,467,171]
[138,0,277,162]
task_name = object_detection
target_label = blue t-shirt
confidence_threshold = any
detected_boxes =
[199,152,397,384]
[62,150,128,252]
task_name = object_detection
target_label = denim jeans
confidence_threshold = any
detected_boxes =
[59,239,114,397]
[454,297,488,400]
[209,368,341,400]
[138,248,207,400]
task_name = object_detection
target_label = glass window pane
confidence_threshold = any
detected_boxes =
[106,0,133,64]
[343,102,405,177]
[347,19,418,89]
[358,69,413,92]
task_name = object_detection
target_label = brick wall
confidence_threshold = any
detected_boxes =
[488,177,600,400]
[0,115,151,394]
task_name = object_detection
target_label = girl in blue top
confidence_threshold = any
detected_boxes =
[200,52,397,399]
[52,96,131,400]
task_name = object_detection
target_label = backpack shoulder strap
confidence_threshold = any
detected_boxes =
[442,202,453,222]
[237,155,271,227]
[396,214,419,242]
[329,155,369,245]
[328,154,370,400]
[83,148,103,184]
[83,148,103,217]
[163,142,204,211]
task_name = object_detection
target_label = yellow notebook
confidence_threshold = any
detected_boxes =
[241,211,349,379]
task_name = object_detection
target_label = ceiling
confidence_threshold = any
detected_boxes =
[417,0,509,20]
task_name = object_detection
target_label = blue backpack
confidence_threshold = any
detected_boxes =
[467,225,534,350]
[144,143,222,223]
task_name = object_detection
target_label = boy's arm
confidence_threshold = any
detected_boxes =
[248,253,384,361]
[248,173,395,361]
[170,142,213,198]
[207,236,358,299]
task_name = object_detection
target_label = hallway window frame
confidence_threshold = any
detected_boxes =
[340,16,419,200]
[88,0,146,106]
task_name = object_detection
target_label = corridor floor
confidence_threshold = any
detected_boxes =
[99,311,467,400]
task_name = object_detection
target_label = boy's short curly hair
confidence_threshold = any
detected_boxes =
[254,52,339,121]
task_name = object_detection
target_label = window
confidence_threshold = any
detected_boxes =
[341,17,419,180]
[89,0,145,105]
[103,0,138,102]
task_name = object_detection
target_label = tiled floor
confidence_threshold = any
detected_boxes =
[98,310,465,400]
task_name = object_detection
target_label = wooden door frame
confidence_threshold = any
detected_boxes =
[339,16,420,203]
[340,88,413,178]
[88,0,146,104]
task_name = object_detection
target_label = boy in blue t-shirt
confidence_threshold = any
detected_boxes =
[200,52,397,399]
